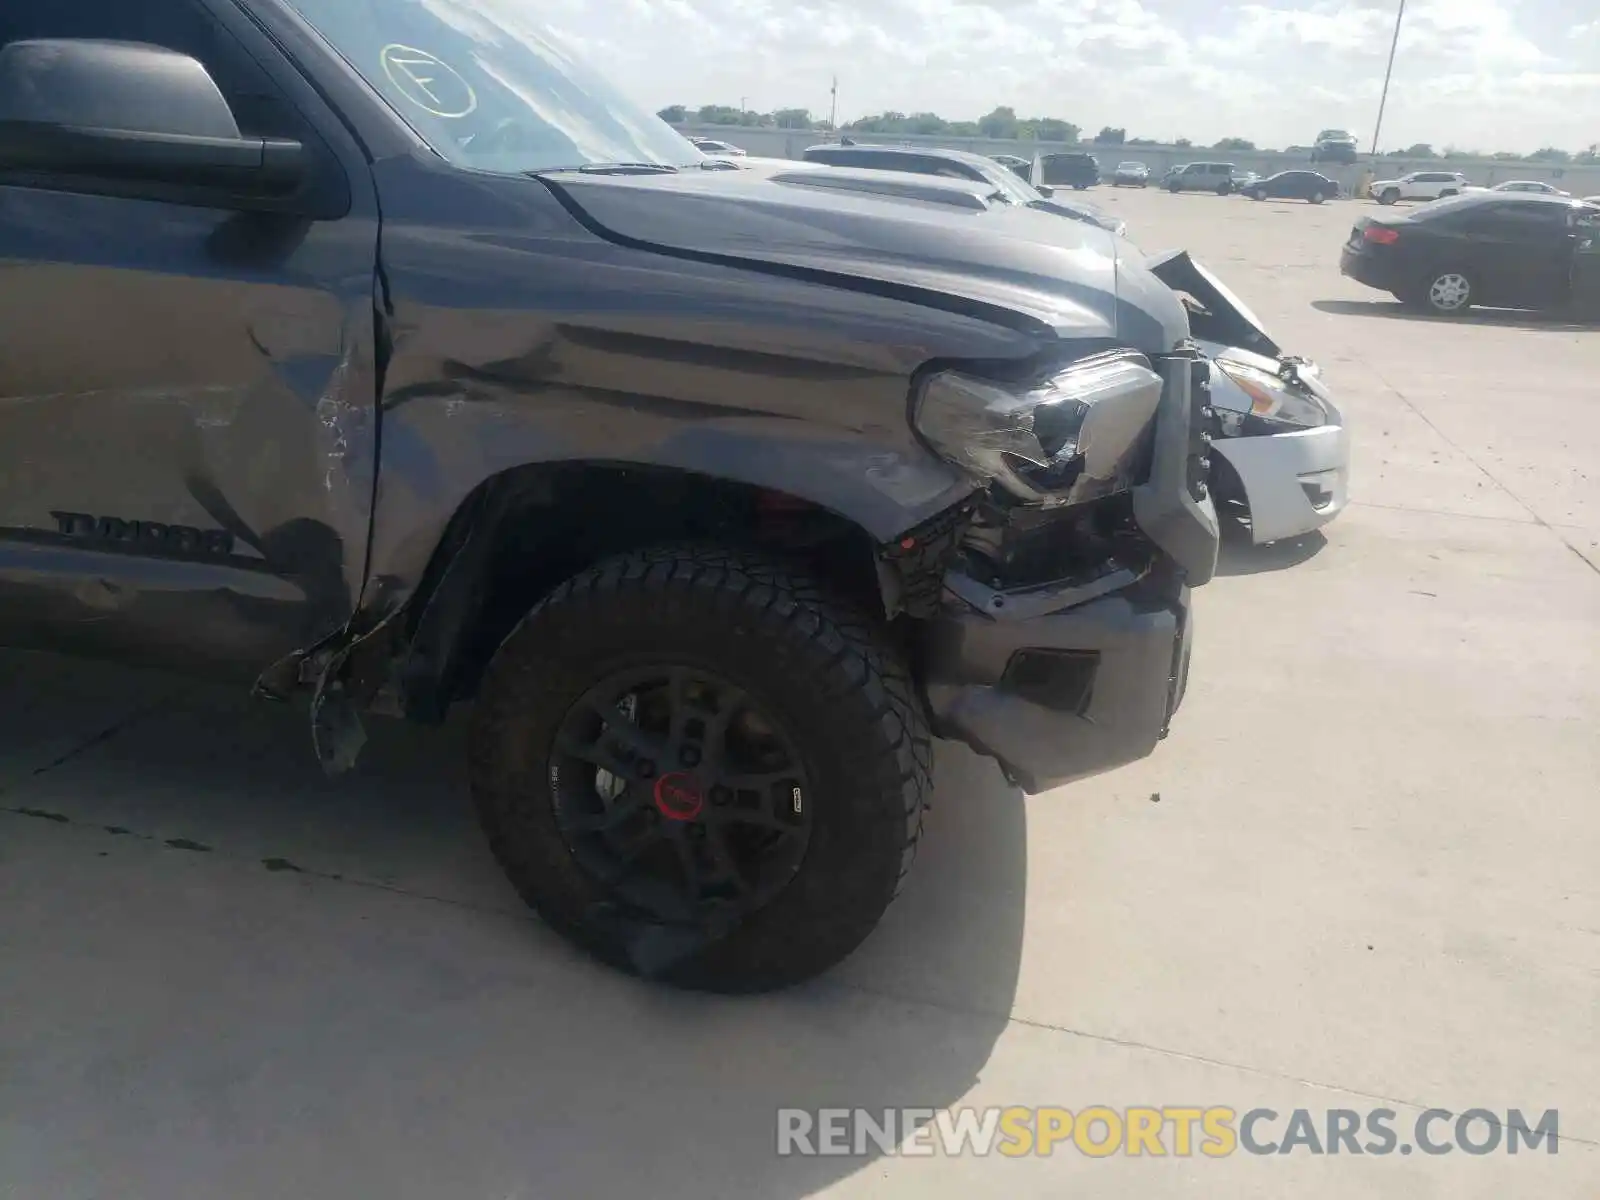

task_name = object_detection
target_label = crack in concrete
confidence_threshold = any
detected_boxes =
[8,804,1594,1152]
[0,688,193,793]
[1358,363,1600,579]
[831,978,1600,1150]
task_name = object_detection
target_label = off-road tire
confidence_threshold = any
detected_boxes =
[469,544,932,993]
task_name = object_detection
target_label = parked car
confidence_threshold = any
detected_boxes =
[688,137,746,157]
[1112,161,1150,187]
[800,143,1127,235]
[1147,254,1349,543]
[1490,180,1569,196]
[1311,130,1359,164]
[0,4,1218,992]
[1242,170,1339,204]
[1340,192,1598,315]
[1164,162,1239,194]
[990,153,1033,180]
[1037,151,1101,190]
[1369,171,1468,205]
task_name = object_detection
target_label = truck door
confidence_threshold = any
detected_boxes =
[0,0,380,680]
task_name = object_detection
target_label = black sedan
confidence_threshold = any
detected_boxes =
[1339,192,1598,316]
[1242,170,1338,203]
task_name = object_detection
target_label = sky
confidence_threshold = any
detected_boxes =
[540,0,1600,154]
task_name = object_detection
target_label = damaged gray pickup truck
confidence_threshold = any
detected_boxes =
[0,0,1217,991]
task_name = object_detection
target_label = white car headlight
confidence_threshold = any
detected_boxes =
[914,350,1163,506]
[1212,357,1329,435]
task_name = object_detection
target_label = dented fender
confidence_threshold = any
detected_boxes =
[356,157,1049,617]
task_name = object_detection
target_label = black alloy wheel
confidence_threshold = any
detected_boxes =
[549,665,812,924]
[470,545,931,992]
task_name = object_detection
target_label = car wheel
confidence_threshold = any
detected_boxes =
[1310,191,1327,204]
[1168,182,1181,193]
[1418,269,1474,316]
[1378,188,1400,205]
[469,545,930,993]
[1216,183,1231,196]
[1073,183,1088,191]
[1249,189,1265,201]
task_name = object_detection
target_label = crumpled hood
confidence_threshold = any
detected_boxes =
[1145,249,1281,357]
[541,168,1189,355]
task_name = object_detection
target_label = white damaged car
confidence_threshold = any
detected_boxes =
[1148,252,1350,543]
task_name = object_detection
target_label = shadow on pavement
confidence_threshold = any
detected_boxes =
[1311,298,1596,331]
[0,649,1026,1199]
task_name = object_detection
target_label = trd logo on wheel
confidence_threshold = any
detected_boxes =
[654,772,704,821]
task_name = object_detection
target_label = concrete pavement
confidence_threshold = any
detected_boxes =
[2,187,1597,1198]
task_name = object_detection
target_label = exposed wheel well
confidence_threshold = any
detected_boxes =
[392,463,891,721]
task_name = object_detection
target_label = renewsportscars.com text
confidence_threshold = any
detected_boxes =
[776,1106,1560,1158]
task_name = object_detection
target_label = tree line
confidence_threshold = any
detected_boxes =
[656,105,1599,163]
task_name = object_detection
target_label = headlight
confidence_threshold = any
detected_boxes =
[1212,357,1329,436]
[914,350,1163,506]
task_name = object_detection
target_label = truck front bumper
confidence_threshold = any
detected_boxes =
[921,571,1192,794]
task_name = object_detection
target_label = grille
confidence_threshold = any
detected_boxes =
[881,501,976,619]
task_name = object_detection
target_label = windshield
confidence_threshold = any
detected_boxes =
[975,160,1046,205]
[281,0,703,173]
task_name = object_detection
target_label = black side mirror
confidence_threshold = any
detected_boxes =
[0,39,303,195]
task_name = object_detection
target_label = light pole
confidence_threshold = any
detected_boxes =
[830,75,838,131]
[1370,0,1406,157]
[740,96,748,125]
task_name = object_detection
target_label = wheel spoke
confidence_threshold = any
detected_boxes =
[717,806,790,833]
[555,732,638,780]
[588,699,663,760]
[665,668,691,745]
[723,770,795,792]
[699,685,747,773]
[593,821,666,885]
[669,827,703,899]
[558,789,649,835]
[704,824,752,896]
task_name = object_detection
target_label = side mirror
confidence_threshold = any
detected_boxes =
[1036,183,1056,198]
[0,39,303,195]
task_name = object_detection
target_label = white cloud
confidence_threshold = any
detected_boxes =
[540,0,1600,153]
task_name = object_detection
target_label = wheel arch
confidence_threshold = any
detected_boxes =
[383,462,945,723]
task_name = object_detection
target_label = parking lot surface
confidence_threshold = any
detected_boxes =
[2,188,1597,1198]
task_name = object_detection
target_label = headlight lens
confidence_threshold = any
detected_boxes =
[1213,357,1328,435]
[914,350,1163,506]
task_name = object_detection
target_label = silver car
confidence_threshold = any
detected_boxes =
[1148,253,1350,543]
[1163,162,1240,195]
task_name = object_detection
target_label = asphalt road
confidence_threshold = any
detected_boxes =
[3,187,1597,1198]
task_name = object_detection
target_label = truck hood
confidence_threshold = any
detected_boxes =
[540,168,1189,355]
[1145,249,1281,357]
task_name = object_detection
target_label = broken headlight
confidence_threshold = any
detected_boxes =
[914,350,1163,506]
[1212,357,1329,436]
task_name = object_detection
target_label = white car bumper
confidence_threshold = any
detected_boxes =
[1211,417,1350,544]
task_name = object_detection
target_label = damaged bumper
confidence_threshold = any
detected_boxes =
[922,568,1192,794]
[1211,420,1350,543]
